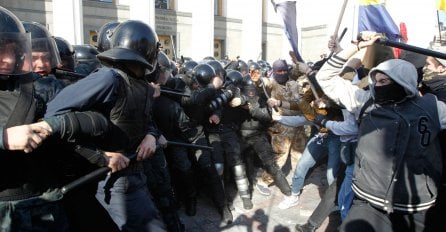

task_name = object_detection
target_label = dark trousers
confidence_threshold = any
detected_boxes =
[145,149,183,232]
[307,164,345,227]
[340,198,427,232]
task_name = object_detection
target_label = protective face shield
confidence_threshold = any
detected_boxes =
[207,60,226,83]
[22,21,61,75]
[248,62,261,81]
[242,77,257,97]
[237,60,249,77]
[97,20,160,75]
[96,21,120,53]
[153,51,172,84]
[54,36,75,71]
[0,6,32,77]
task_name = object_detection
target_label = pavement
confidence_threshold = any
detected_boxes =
[178,161,341,232]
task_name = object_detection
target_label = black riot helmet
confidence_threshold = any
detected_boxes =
[54,36,75,71]
[249,62,261,72]
[242,76,257,97]
[203,56,216,61]
[22,21,61,70]
[192,63,216,87]
[179,60,198,76]
[225,70,243,87]
[0,6,32,76]
[97,20,160,74]
[206,60,226,82]
[157,50,171,71]
[73,44,100,68]
[96,21,120,52]
[236,60,249,76]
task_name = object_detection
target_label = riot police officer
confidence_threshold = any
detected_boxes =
[44,20,166,231]
[0,7,113,231]
[22,21,61,77]
[181,63,233,225]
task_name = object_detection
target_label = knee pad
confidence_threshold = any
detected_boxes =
[215,163,224,176]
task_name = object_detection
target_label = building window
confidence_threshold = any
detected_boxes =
[90,30,98,47]
[214,0,222,16]
[214,39,222,60]
[156,0,174,10]
[158,35,176,60]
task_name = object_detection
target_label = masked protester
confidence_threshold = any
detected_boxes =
[316,32,446,232]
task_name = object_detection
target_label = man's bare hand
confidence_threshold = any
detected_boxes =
[4,122,52,153]
[328,35,342,53]
[158,134,167,149]
[208,114,220,124]
[229,97,242,107]
[267,97,281,108]
[104,151,130,173]
[149,82,161,98]
[136,134,157,161]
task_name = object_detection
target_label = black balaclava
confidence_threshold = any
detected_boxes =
[373,82,407,104]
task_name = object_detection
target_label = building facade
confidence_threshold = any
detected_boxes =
[2,0,439,64]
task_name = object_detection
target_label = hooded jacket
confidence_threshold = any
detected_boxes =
[316,56,446,213]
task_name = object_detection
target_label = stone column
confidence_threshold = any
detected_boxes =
[191,0,214,60]
[52,0,83,45]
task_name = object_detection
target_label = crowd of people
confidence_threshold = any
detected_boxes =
[0,5,445,232]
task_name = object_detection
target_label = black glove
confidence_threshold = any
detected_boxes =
[312,113,328,128]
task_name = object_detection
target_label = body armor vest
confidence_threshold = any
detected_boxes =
[0,74,53,200]
[109,70,154,153]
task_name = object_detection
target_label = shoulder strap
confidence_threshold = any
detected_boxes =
[357,97,373,125]
[6,73,36,127]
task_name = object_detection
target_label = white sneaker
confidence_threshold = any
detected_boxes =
[278,194,299,209]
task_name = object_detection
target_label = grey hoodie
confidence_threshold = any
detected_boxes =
[368,59,418,99]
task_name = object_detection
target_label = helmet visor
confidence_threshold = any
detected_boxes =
[31,37,61,69]
[0,32,32,75]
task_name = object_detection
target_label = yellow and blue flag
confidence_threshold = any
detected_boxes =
[437,0,446,11]
[358,0,400,41]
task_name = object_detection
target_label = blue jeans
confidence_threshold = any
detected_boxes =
[291,132,341,194]
[338,164,354,220]
[96,171,165,231]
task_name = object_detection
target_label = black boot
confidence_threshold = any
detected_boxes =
[202,166,232,225]
[295,222,317,232]
[219,205,233,226]
[177,170,198,216]
[184,197,197,216]
[265,163,291,196]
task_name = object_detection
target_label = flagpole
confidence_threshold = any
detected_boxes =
[333,0,349,40]
[437,10,442,44]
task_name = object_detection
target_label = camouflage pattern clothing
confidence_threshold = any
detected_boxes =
[262,78,308,184]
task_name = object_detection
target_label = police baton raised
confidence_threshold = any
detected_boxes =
[166,140,213,150]
[375,38,446,60]
[61,153,137,195]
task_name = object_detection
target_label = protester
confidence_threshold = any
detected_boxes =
[316,32,446,232]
